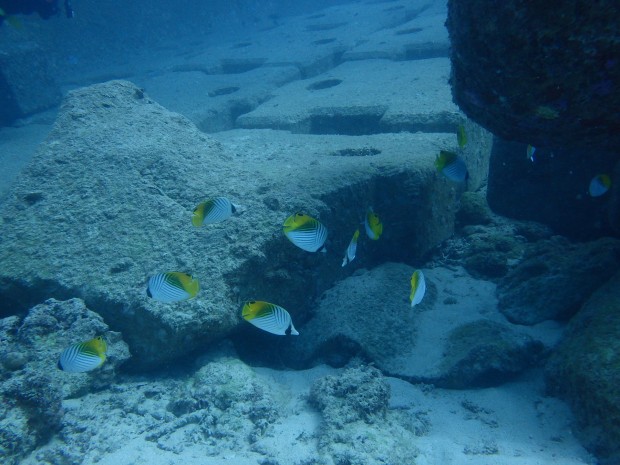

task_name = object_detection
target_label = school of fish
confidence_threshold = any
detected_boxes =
[60,123,616,371]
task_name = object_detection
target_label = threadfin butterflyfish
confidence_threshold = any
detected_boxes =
[410,270,426,307]
[146,272,199,302]
[242,301,299,336]
[457,124,467,148]
[57,336,107,373]
[0,7,22,29]
[342,229,360,267]
[526,145,536,162]
[364,207,383,240]
[192,197,237,226]
[283,212,328,253]
[589,174,612,197]
[435,150,468,183]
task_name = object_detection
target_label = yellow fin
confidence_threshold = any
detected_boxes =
[457,124,467,148]
[191,202,205,227]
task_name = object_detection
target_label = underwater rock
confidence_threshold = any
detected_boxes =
[435,215,552,281]
[149,358,278,453]
[25,354,280,464]
[0,80,470,369]
[0,298,129,465]
[0,43,61,126]
[309,365,390,426]
[456,190,493,227]
[487,137,619,240]
[288,262,420,370]
[0,369,62,465]
[437,320,544,389]
[289,263,542,388]
[545,270,620,465]
[14,298,130,395]
[309,365,420,465]
[498,236,620,325]
[446,0,620,151]
[458,228,524,280]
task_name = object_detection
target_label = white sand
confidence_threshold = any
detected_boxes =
[389,371,594,465]
[22,363,594,465]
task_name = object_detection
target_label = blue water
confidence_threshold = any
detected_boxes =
[0,1,612,465]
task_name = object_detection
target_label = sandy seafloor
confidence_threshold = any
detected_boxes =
[9,274,597,465]
[64,370,595,465]
[0,1,601,464]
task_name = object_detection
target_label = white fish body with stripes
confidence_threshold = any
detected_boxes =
[342,228,360,267]
[242,300,299,335]
[146,272,200,302]
[192,197,239,226]
[57,336,107,373]
[282,212,328,253]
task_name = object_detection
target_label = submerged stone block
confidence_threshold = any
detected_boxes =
[497,236,620,325]
[237,58,462,135]
[0,43,61,125]
[546,271,620,465]
[0,80,472,370]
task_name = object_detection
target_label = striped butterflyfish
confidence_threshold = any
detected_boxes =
[364,207,383,240]
[435,150,468,183]
[192,197,237,227]
[410,269,426,307]
[146,272,199,302]
[526,144,537,162]
[242,300,299,336]
[342,228,360,267]
[589,174,612,197]
[283,212,328,253]
[57,336,107,373]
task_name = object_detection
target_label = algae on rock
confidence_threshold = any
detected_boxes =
[310,365,420,465]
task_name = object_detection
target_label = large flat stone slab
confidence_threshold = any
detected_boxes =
[0,121,52,202]
[0,80,469,370]
[88,2,450,137]
[0,43,61,125]
[133,66,300,133]
[343,1,449,61]
[170,0,435,78]
[237,58,461,134]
